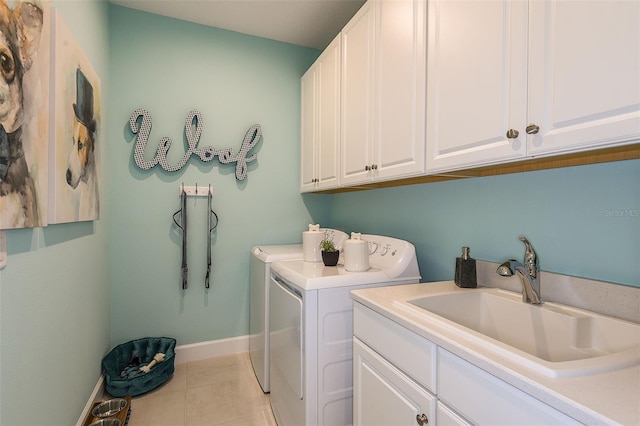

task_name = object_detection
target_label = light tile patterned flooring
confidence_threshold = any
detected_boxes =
[125,352,277,426]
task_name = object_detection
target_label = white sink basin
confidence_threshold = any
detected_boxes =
[395,288,640,378]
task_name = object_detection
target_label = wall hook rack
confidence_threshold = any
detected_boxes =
[180,184,211,197]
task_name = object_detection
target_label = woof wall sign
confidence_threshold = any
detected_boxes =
[128,109,262,181]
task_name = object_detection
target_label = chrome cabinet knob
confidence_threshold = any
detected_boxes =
[416,413,428,425]
[526,124,540,134]
[506,129,519,139]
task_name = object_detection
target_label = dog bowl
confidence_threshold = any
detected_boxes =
[88,419,121,426]
[91,398,128,418]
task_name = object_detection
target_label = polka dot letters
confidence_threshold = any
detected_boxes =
[128,109,262,180]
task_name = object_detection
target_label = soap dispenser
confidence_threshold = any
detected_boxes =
[455,247,477,288]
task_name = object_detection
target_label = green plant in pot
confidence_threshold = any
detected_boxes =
[320,237,340,267]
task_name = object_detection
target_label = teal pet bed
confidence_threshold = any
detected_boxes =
[102,337,176,397]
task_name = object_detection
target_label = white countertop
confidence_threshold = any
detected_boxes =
[350,281,640,425]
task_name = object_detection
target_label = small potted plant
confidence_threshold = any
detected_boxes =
[319,236,340,266]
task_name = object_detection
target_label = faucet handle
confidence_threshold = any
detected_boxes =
[497,260,518,276]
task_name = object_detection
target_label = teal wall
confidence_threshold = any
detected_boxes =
[108,6,323,346]
[326,159,640,287]
[0,2,110,425]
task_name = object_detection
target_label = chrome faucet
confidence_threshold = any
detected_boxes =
[497,236,541,304]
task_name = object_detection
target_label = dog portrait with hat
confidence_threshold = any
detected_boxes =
[50,10,101,224]
[65,67,99,220]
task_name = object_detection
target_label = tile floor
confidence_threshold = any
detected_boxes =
[124,352,277,426]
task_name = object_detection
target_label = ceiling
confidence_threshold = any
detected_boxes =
[110,0,366,50]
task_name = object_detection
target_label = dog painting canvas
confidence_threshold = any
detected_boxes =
[49,10,100,223]
[0,0,50,229]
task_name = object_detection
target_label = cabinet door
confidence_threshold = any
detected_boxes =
[341,0,375,185]
[354,338,435,426]
[300,36,341,193]
[316,36,341,190]
[437,403,472,426]
[300,66,317,192]
[425,0,528,173]
[528,0,640,156]
[374,0,427,181]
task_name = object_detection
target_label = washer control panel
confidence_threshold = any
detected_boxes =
[362,234,415,273]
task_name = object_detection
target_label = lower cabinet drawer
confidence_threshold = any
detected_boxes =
[354,303,436,392]
[354,338,435,426]
[438,348,581,425]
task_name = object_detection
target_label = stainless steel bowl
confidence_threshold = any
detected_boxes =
[91,398,128,418]
[88,418,121,426]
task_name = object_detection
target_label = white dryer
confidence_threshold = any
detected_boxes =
[249,230,348,393]
[249,244,302,393]
[269,234,421,426]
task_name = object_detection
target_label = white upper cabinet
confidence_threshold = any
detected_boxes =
[341,1,375,185]
[300,35,341,192]
[300,65,317,191]
[303,0,638,191]
[375,0,427,180]
[527,0,640,156]
[426,0,640,173]
[426,0,528,173]
[342,0,426,186]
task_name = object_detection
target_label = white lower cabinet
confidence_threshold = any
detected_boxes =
[354,339,435,426]
[353,303,581,426]
[436,403,470,426]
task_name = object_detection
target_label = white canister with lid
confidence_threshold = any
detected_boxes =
[303,224,324,263]
[344,232,369,272]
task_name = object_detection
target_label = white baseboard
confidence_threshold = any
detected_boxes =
[76,375,105,426]
[174,334,249,364]
[76,335,249,425]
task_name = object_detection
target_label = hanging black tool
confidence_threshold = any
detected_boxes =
[173,186,188,289]
[205,185,219,289]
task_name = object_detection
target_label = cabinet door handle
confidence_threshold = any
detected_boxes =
[526,124,540,134]
[365,165,370,171]
[416,413,429,425]
[372,164,378,170]
[506,129,519,139]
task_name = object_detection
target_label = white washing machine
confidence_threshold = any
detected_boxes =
[249,230,348,393]
[269,234,421,426]
[249,244,302,393]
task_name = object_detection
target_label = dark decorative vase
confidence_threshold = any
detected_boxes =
[322,250,340,266]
